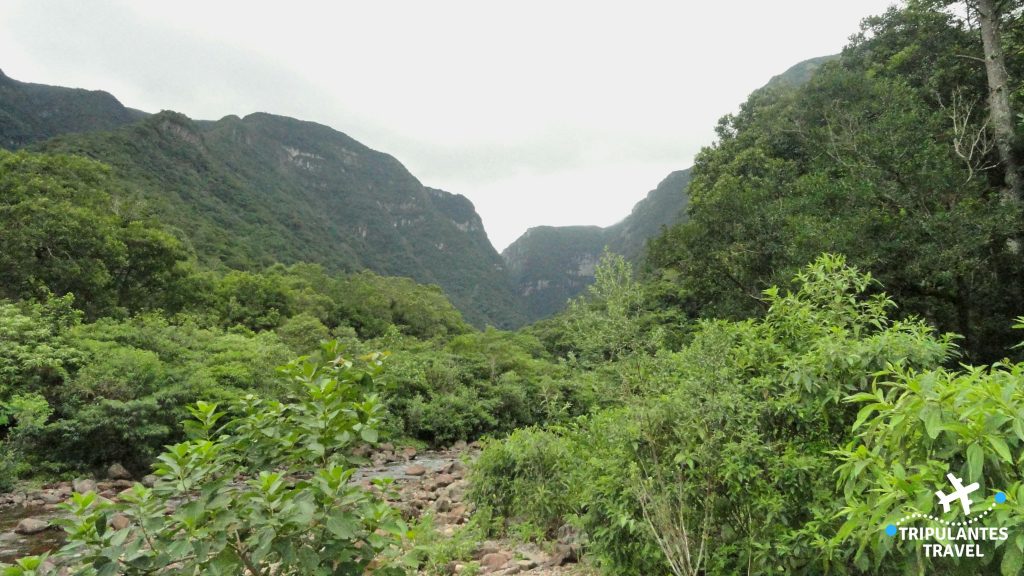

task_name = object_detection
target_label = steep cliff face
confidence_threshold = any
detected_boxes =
[0,69,146,149]
[502,169,691,321]
[33,110,525,328]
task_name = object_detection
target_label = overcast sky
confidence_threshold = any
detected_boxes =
[0,0,899,251]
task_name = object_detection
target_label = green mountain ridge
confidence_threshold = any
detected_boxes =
[16,107,523,327]
[0,68,146,149]
[502,169,691,321]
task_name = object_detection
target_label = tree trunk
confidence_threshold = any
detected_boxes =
[976,0,1023,203]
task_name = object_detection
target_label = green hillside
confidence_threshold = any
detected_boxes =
[0,68,145,149]
[28,110,524,328]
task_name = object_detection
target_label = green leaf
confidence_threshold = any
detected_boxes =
[921,407,942,440]
[967,443,984,481]
[1002,539,1023,576]
[360,427,378,443]
[326,512,358,539]
[987,436,1013,464]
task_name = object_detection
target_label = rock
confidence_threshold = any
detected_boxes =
[474,541,501,559]
[547,543,579,566]
[405,464,427,476]
[452,440,468,451]
[435,495,451,513]
[39,490,64,504]
[401,446,417,460]
[14,518,49,535]
[73,478,96,493]
[379,442,395,452]
[432,473,455,489]
[110,513,131,530]
[141,475,158,488]
[10,492,26,505]
[479,551,510,572]
[107,463,132,480]
[515,559,538,571]
[112,479,134,489]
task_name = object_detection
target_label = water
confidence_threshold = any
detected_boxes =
[0,505,65,563]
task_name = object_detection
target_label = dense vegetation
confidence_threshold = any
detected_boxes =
[647,3,1024,363]
[0,99,526,328]
[3,1,1024,574]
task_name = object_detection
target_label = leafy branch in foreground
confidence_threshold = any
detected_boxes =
[2,341,418,576]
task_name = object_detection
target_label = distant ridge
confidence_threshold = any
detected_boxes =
[0,69,146,149]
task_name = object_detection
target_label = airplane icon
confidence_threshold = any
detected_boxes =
[935,473,980,515]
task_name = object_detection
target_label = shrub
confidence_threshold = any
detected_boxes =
[1,342,415,575]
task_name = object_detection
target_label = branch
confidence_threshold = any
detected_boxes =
[954,53,987,63]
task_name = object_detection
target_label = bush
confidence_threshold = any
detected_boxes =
[1,342,415,575]
[469,255,958,575]
[469,426,581,536]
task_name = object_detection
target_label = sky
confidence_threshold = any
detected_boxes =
[0,0,899,251]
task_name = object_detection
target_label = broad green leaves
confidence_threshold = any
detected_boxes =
[1,342,411,575]
[835,360,1024,573]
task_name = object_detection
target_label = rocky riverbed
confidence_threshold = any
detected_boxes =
[0,443,588,575]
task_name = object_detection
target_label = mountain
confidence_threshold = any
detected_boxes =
[503,169,691,321]
[24,108,524,328]
[0,68,146,149]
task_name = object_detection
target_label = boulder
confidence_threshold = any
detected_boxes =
[14,518,49,535]
[107,463,132,480]
[39,490,64,504]
[479,551,510,572]
[405,464,427,476]
[73,478,97,494]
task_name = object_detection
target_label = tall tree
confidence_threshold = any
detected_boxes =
[976,0,1023,202]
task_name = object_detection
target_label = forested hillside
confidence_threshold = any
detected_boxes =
[647,3,1024,361]
[3,1,1024,575]
[22,110,524,328]
[0,69,145,149]
[503,169,691,320]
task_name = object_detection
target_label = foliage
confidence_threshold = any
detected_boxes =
[646,5,1024,362]
[370,328,585,444]
[1,342,416,575]
[834,358,1024,574]
[471,256,958,575]
[0,150,192,319]
[468,427,581,535]
[31,111,526,328]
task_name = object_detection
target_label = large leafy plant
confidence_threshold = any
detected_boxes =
[2,341,415,575]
